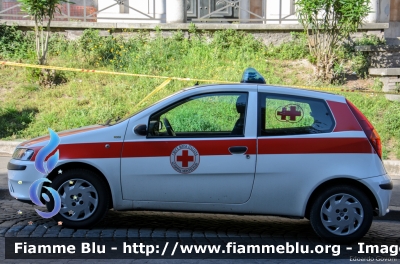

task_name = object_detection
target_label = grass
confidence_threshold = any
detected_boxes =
[161,94,240,133]
[0,27,399,159]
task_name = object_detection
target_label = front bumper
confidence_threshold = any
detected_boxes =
[360,173,392,217]
[7,159,46,201]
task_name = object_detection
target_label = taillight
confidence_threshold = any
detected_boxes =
[346,99,382,159]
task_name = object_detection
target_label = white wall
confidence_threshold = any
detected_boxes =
[94,0,385,25]
[265,0,297,24]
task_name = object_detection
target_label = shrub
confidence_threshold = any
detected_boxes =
[348,34,386,78]
[296,0,370,82]
[264,32,309,60]
[78,29,138,69]
[0,23,34,60]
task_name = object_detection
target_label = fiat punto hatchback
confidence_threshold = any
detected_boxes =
[7,69,392,243]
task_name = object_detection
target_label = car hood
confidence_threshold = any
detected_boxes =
[18,125,106,148]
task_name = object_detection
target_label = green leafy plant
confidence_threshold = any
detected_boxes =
[371,78,383,91]
[0,23,34,60]
[188,22,197,35]
[48,33,70,56]
[211,29,264,52]
[78,29,139,70]
[395,83,400,93]
[264,32,309,60]
[332,62,346,84]
[354,33,386,46]
[18,0,72,65]
[350,52,369,78]
[296,0,370,82]
[350,34,386,78]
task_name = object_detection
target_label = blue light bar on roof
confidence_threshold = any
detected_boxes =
[240,67,266,84]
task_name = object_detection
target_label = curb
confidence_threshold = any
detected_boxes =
[1,141,400,175]
[383,160,400,175]
[0,141,20,155]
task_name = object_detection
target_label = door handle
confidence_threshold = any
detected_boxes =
[228,146,248,155]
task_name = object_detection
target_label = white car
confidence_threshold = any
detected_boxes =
[7,69,392,243]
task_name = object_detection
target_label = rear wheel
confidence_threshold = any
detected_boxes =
[309,185,373,244]
[46,168,110,228]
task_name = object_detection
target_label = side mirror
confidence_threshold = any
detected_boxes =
[133,124,147,136]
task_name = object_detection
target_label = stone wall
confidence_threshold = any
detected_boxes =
[361,45,400,68]
[370,45,400,68]
[362,45,400,98]
[384,76,400,92]
[0,20,389,46]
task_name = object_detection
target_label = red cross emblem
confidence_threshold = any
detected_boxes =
[170,144,200,174]
[177,150,194,167]
[275,104,303,122]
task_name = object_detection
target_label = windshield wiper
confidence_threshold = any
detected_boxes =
[104,119,112,125]
[103,116,121,126]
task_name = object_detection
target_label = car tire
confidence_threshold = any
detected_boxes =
[309,185,373,244]
[46,168,110,229]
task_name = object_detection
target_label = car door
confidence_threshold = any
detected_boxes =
[254,91,336,215]
[121,89,257,204]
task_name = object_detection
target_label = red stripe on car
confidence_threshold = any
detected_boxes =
[122,139,257,157]
[257,137,374,154]
[30,137,373,161]
[30,142,123,161]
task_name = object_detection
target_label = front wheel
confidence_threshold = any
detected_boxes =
[46,168,110,229]
[309,185,373,244]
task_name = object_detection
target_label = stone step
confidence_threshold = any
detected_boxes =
[369,68,400,75]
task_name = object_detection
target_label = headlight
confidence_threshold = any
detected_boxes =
[12,148,34,161]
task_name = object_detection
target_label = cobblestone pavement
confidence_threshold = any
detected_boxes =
[1,199,400,263]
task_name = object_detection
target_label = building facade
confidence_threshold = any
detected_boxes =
[0,0,398,40]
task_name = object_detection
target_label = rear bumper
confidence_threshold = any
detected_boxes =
[360,173,392,217]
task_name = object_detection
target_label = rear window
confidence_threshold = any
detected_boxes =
[259,93,335,136]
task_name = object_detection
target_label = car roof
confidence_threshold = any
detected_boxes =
[182,83,345,102]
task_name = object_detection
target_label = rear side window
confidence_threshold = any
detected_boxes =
[259,93,335,136]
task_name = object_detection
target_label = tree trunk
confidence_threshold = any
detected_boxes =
[315,56,334,82]
[34,17,41,65]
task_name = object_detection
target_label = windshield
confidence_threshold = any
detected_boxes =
[102,89,187,126]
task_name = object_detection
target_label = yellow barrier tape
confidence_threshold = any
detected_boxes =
[1,60,400,95]
[0,60,234,84]
[136,78,172,107]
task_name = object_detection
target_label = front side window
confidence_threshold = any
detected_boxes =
[259,93,334,136]
[148,92,248,137]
